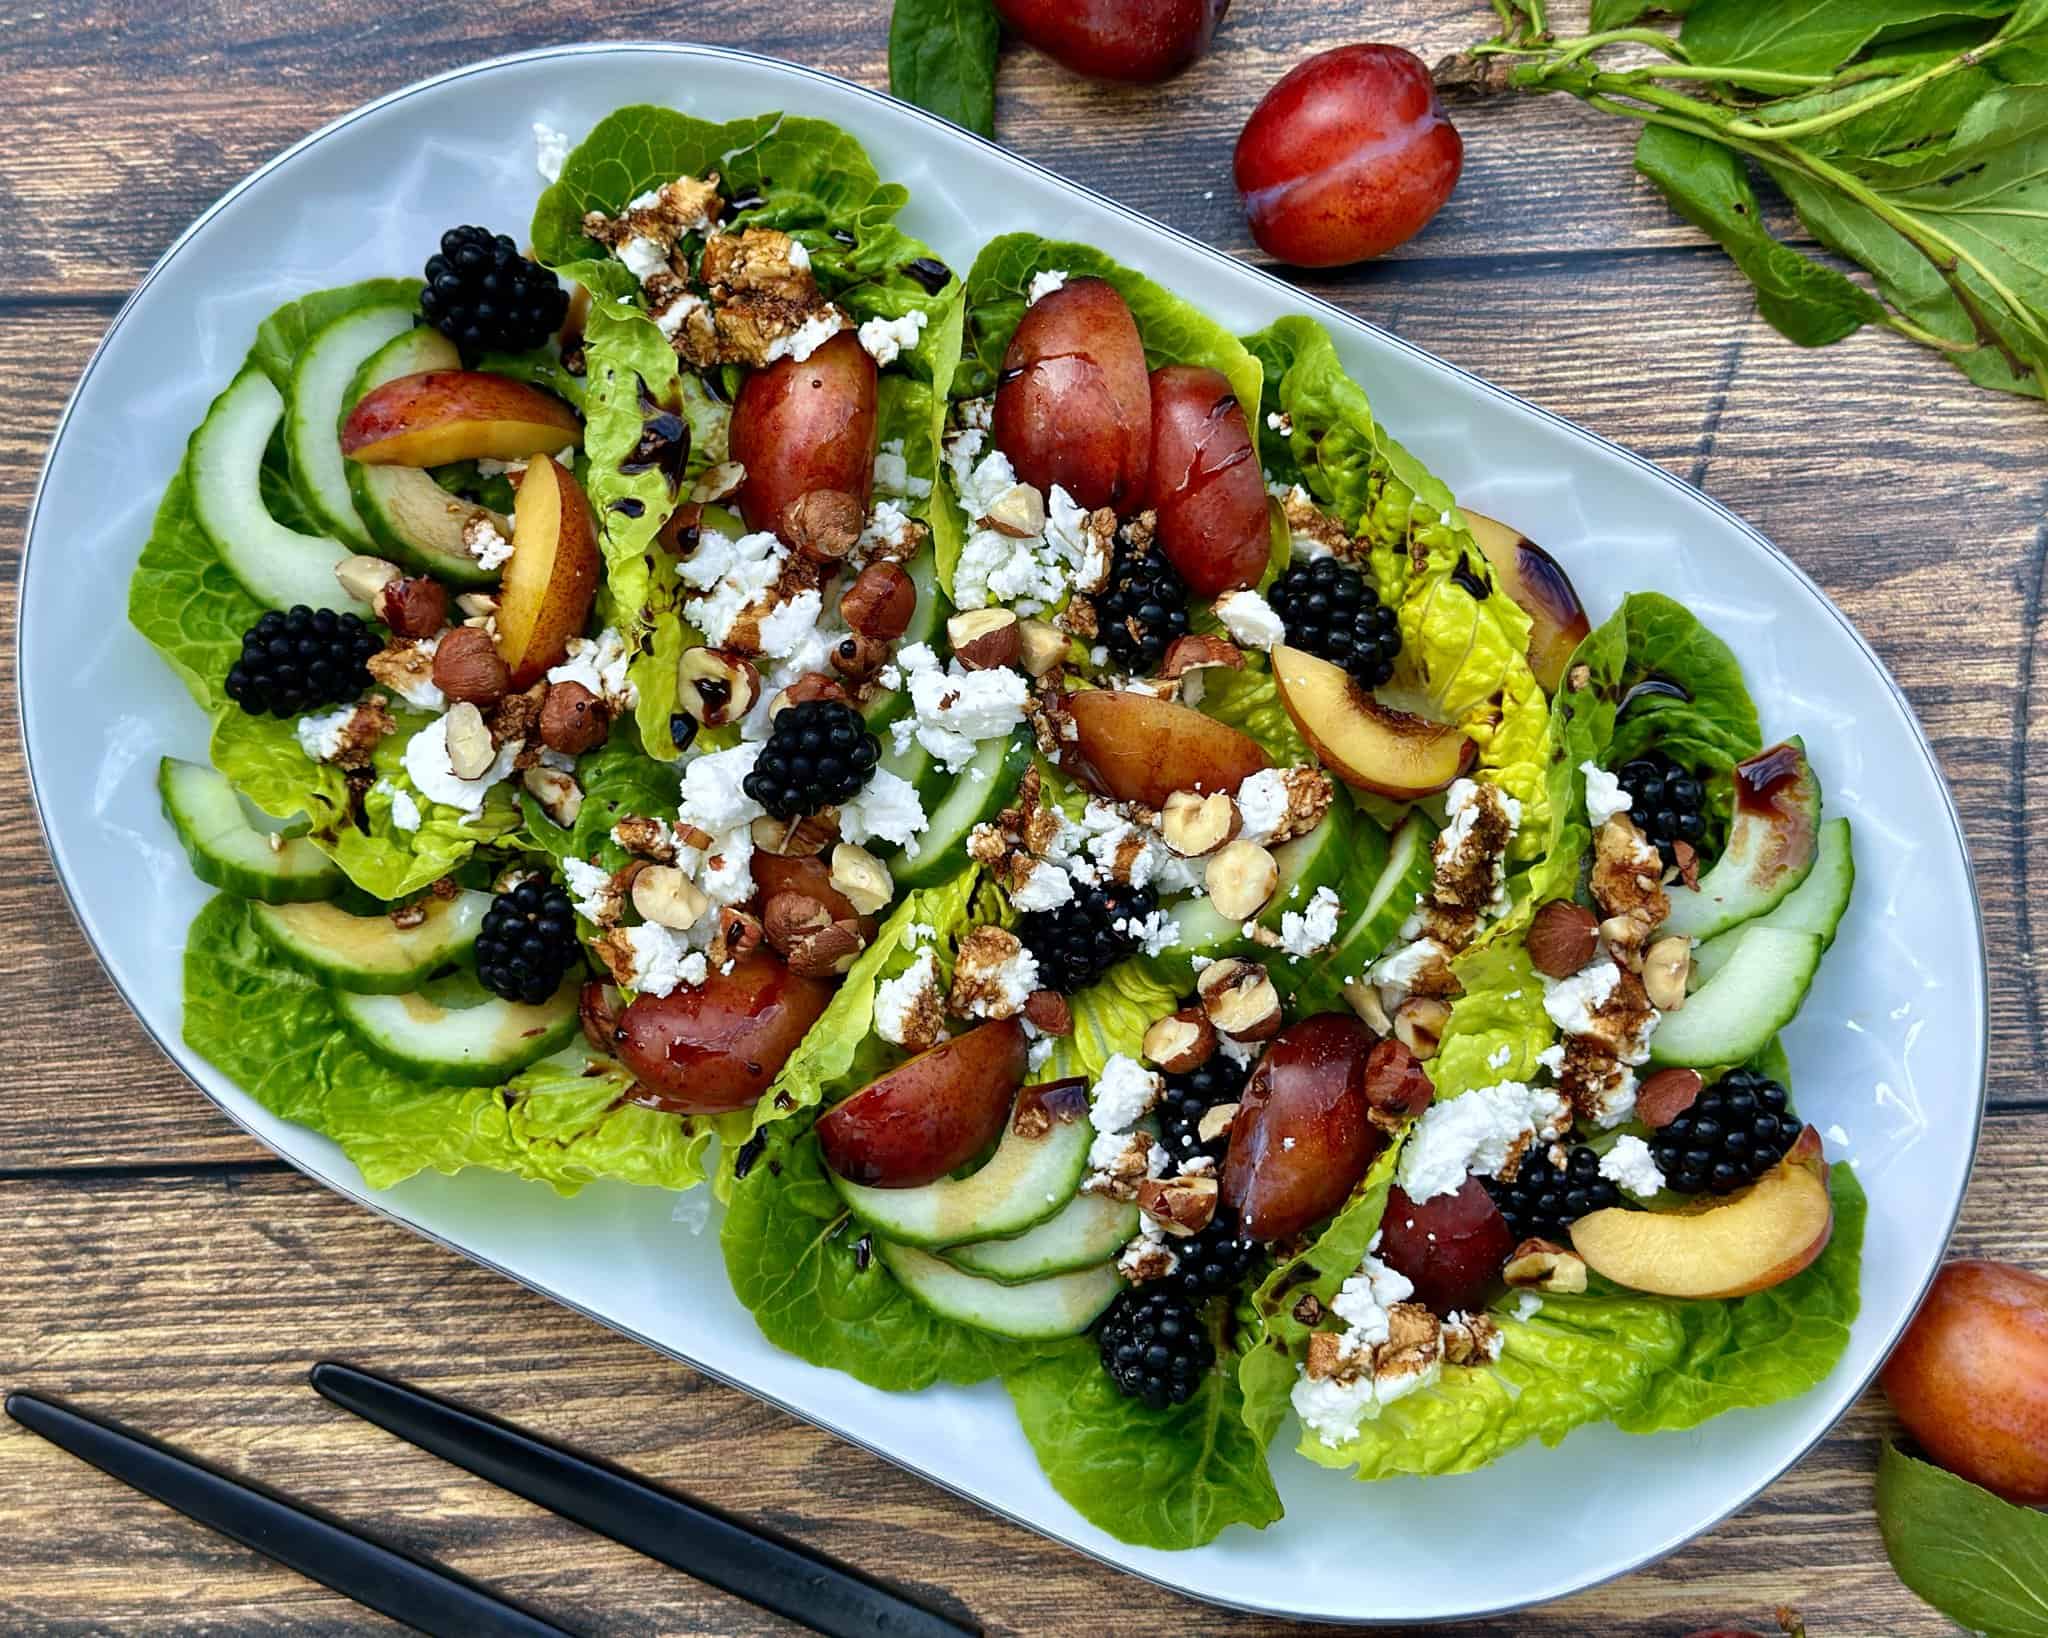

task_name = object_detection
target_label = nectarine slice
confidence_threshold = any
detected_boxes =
[1463,510,1591,694]
[341,370,582,467]
[1063,687,1270,807]
[495,454,601,688]
[1271,644,1475,799]
[1571,1126,1833,1300]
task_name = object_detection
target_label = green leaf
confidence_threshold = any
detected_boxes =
[1878,1442,2048,1637]
[1043,955,1182,1082]
[1590,0,1699,26]
[720,1117,1035,1390]
[183,894,716,1193]
[1195,664,1314,765]
[888,0,1001,138]
[1634,125,1885,346]
[1006,1316,1284,1550]
[1433,941,1556,1098]
[1680,0,2014,78]
[128,462,262,714]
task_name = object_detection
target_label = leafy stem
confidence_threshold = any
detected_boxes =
[1722,35,2010,142]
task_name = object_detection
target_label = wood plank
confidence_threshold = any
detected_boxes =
[12,1130,2030,1637]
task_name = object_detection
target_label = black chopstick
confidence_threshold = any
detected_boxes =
[311,1362,977,1638]
[4,1391,573,1638]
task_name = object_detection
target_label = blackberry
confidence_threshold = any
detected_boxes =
[1268,556,1401,689]
[1483,1144,1621,1242]
[1651,1068,1796,1195]
[742,700,880,819]
[1017,880,1156,994]
[1097,1287,1213,1409]
[1615,751,1707,865]
[420,226,570,356]
[1171,1205,1260,1300]
[1094,541,1190,672]
[476,877,580,1004]
[1159,1055,1250,1167]
[224,605,380,719]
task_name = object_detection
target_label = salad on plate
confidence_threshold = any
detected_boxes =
[127,103,1866,1552]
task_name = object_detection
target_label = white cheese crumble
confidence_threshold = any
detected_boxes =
[1118,906,1181,958]
[1234,769,1292,846]
[1026,269,1069,305]
[1010,857,1075,912]
[653,290,706,341]
[533,122,572,183]
[873,948,941,1048]
[1214,589,1286,651]
[762,308,849,364]
[1092,1054,1164,1133]
[871,438,932,501]
[619,923,707,998]
[1582,761,1633,826]
[369,779,422,833]
[1368,936,1452,1007]
[619,235,671,286]
[1542,959,1623,1038]
[1278,885,1342,958]
[1512,1291,1545,1322]
[562,857,616,924]
[1397,1080,1569,1204]
[838,768,929,852]
[294,705,357,763]
[755,589,823,661]
[856,308,928,368]
[1027,1035,1056,1072]
[547,627,637,710]
[463,514,514,571]
[400,717,520,814]
[678,743,765,834]
[888,643,1029,771]
[1600,1134,1667,1199]
[680,528,788,648]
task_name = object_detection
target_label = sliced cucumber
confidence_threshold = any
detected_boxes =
[288,303,417,549]
[251,890,490,994]
[189,367,362,614]
[1649,926,1823,1069]
[877,1242,1123,1340]
[1660,739,1821,942]
[829,1092,1093,1247]
[1283,811,1436,1014]
[941,1192,1138,1284]
[1693,817,1854,987]
[344,327,504,586]
[890,728,1034,890]
[159,757,340,903]
[333,976,580,1085]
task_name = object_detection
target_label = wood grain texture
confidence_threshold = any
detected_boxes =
[0,1,2038,1632]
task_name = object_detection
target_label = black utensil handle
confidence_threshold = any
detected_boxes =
[5,1392,573,1638]
[311,1362,976,1638]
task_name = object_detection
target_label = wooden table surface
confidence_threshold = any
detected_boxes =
[1,1,2033,1632]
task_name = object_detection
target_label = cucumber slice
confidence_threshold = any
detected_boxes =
[1275,811,1435,1014]
[344,327,504,586]
[189,367,363,614]
[1693,817,1854,987]
[159,757,340,903]
[251,890,490,993]
[890,729,1034,890]
[876,1242,1123,1340]
[1163,799,1374,983]
[288,303,418,549]
[829,1091,1094,1247]
[1648,926,1823,1069]
[333,976,580,1085]
[941,1192,1138,1284]
[1660,739,1822,942]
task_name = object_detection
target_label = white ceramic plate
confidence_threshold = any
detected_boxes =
[21,44,1984,1626]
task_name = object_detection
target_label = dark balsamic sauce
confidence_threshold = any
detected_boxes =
[905,257,953,293]
[607,497,646,519]
[620,376,690,497]
[1450,554,1490,600]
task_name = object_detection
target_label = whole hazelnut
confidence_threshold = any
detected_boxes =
[1526,899,1601,978]
[780,489,863,562]
[539,681,611,754]
[839,562,918,641]
[431,626,511,707]
[376,575,449,639]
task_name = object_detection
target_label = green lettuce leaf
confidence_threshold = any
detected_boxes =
[1432,941,1557,1099]
[720,1114,1037,1391]
[1238,1143,1405,1446]
[888,0,1000,137]
[183,893,715,1193]
[518,722,681,868]
[1195,664,1313,765]
[960,235,1263,420]
[1878,1442,2048,1638]
[1044,956,1183,1082]
[128,463,261,714]
[211,707,518,901]
[1005,1316,1284,1550]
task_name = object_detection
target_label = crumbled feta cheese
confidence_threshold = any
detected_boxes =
[678,743,766,834]
[375,780,422,833]
[1397,1080,1570,1204]
[1368,937,1453,1007]
[761,308,848,364]
[1027,1035,1056,1072]
[294,705,357,763]
[890,644,1029,771]
[652,290,706,341]
[1092,1054,1163,1133]
[953,525,1067,612]
[1278,885,1342,958]
[699,826,755,909]
[1117,1223,1179,1282]
[856,308,928,367]
[561,857,616,924]
[619,235,671,285]
[1582,761,1633,827]
[1512,1291,1544,1322]
[1010,857,1075,912]
[463,514,514,571]
[1330,1256,1413,1347]
[680,528,788,648]
[1543,959,1623,1038]
[619,923,708,998]
[1600,1134,1666,1199]
[533,122,572,183]
[1234,769,1292,846]
[874,948,942,1049]
[838,768,928,851]
[1026,269,1068,305]
[755,589,823,661]
[870,439,932,501]
[1215,589,1286,651]
[1487,1043,1514,1071]
[401,716,520,814]
[1118,907,1181,958]
[547,627,637,710]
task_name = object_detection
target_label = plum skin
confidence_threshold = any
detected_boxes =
[615,952,833,1115]
[1145,364,1270,596]
[729,331,878,536]
[1221,1012,1383,1242]
[1376,1179,1515,1317]
[1882,1258,2048,1503]
[992,277,1152,515]
[992,0,1229,84]
[1234,44,1464,269]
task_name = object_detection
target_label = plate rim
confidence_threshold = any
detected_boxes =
[15,39,1989,1626]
